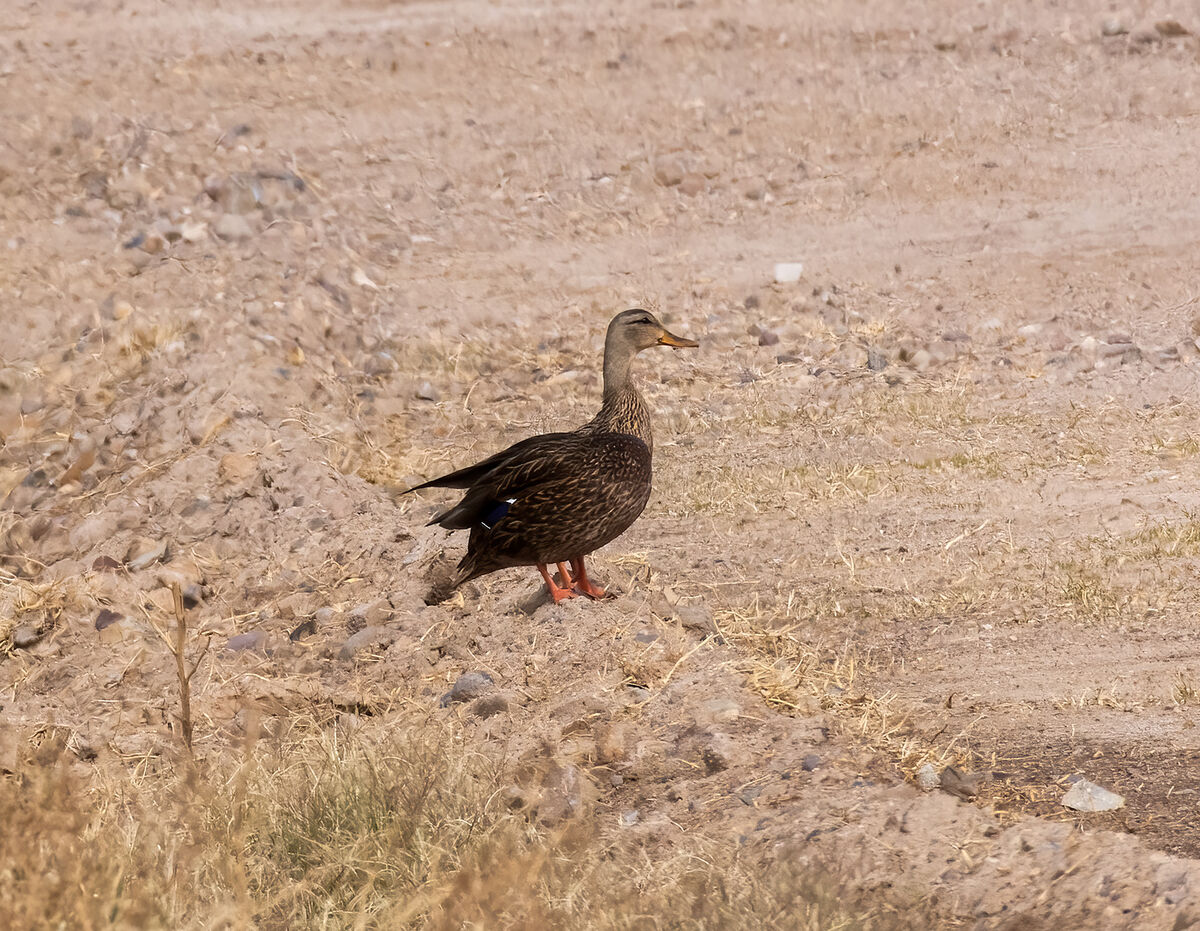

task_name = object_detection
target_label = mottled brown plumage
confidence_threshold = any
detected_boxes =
[405,309,698,602]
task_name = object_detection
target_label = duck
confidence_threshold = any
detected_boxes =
[404,309,698,603]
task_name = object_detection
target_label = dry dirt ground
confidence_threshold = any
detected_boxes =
[6,0,1200,926]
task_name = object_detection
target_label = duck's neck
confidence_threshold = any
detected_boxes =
[590,348,653,452]
[602,346,635,400]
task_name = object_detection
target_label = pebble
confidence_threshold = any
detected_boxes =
[1101,19,1128,36]
[619,810,639,826]
[802,753,821,772]
[124,538,167,571]
[416,381,439,402]
[678,172,706,196]
[348,599,391,627]
[653,157,684,187]
[697,697,740,725]
[98,615,139,644]
[916,762,940,791]
[226,630,267,652]
[213,213,254,242]
[94,609,123,631]
[180,221,207,243]
[866,347,888,372]
[907,348,933,372]
[535,762,585,824]
[1156,20,1191,38]
[338,626,394,661]
[217,452,258,484]
[703,732,736,774]
[11,625,42,649]
[439,670,495,706]
[939,765,983,799]
[674,602,714,634]
[757,329,780,347]
[1062,779,1125,812]
[774,262,804,283]
[470,693,510,718]
[289,619,317,641]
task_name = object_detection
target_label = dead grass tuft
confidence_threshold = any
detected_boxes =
[0,718,936,930]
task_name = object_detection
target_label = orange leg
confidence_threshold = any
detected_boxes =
[556,562,574,588]
[569,557,608,599]
[537,563,577,604]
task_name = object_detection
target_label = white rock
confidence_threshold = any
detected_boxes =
[916,762,939,791]
[1062,779,1125,812]
[774,262,804,283]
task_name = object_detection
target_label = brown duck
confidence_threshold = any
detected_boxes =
[405,309,698,603]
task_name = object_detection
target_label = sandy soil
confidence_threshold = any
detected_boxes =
[6,0,1200,925]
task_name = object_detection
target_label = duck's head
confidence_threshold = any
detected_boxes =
[607,308,699,354]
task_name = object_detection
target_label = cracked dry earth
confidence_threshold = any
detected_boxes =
[6,0,1200,926]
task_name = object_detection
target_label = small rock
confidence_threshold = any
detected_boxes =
[758,329,780,347]
[289,619,317,641]
[939,765,983,799]
[703,732,736,774]
[802,753,821,772]
[416,381,439,402]
[439,670,495,706]
[1101,19,1128,37]
[675,602,714,634]
[213,213,255,242]
[112,300,134,321]
[347,599,391,628]
[867,347,888,372]
[1156,20,1191,38]
[1062,779,1125,812]
[11,625,42,649]
[98,615,139,644]
[535,762,586,824]
[217,452,258,484]
[338,626,393,661]
[226,630,267,652]
[697,697,740,725]
[139,232,166,255]
[908,348,933,372]
[619,810,639,826]
[774,262,804,284]
[634,628,659,644]
[180,220,207,243]
[740,178,766,200]
[678,172,706,196]
[94,609,123,631]
[916,762,940,791]
[744,294,760,310]
[92,555,123,572]
[653,157,684,187]
[124,538,167,571]
[470,693,510,718]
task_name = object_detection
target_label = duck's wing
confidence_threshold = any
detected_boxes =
[403,431,579,493]
[429,433,649,532]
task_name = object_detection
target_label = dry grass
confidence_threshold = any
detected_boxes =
[0,718,934,931]
[715,596,971,778]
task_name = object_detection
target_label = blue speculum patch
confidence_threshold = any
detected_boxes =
[479,498,513,529]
